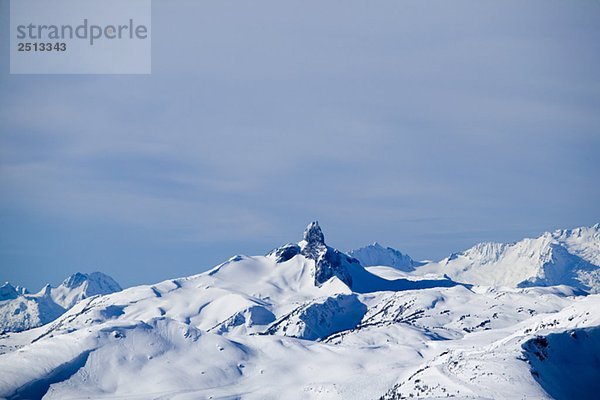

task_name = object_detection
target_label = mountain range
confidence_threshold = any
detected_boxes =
[0,272,121,334]
[0,222,598,399]
[357,224,599,294]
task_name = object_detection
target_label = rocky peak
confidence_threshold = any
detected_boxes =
[269,243,301,264]
[300,222,354,287]
[0,282,19,301]
[15,286,28,295]
[303,221,325,246]
[267,222,356,288]
[301,221,327,261]
[62,272,89,289]
[39,284,53,296]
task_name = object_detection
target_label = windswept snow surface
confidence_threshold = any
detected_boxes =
[0,223,599,399]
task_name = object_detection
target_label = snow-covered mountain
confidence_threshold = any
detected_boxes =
[417,224,600,293]
[0,283,27,300]
[49,272,122,309]
[0,272,121,333]
[349,242,424,272]
[0,223,598,399]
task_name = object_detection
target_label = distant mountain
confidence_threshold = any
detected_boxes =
[0,272,121,333]
[349,242,424,272]
[49,272,122,309]
[0,283,26,301]
[417,224,600,293]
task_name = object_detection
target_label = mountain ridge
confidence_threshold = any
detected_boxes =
[415,223,600,293]
[348,224,600,293]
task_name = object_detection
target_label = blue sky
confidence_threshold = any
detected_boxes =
[1,0,599,290]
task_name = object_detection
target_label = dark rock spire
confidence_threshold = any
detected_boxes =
[303,221,325,246]
[300,221,354,287]
[268,221,357,288]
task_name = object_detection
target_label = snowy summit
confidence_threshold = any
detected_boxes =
[349,242,425,272]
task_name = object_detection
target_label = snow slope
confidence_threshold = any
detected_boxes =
[0,223,598,399]
[416,224,600,293]
[379,294,600,400]
[0,272,121,333]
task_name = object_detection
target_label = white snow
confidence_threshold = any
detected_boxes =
[0,223,599,399]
